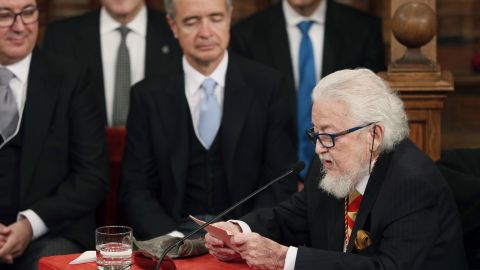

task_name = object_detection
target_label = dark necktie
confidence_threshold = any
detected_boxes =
[0,68,17,146]
[112,25,131,126]
[297,21,316,178]
[198,78,220,149]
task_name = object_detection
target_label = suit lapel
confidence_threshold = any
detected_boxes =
[346,151,392,252]
[145,8,176,76]
[310,164,345,251]
[19,50,61,202]
[321,0,341,77]
[326,193,346,251]
[221,55,253,190]
[77,11,106,123]
[159,63,190,200]
[267,4,295,91]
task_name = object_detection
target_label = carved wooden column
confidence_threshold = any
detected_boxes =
[379,0,453,161]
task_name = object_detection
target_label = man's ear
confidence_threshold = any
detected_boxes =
[166,15,178,38]
[370,123,384,152]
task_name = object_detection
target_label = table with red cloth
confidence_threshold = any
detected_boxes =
[39,253,251,270]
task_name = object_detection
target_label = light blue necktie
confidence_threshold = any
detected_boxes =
[0,68,17,146]
[198,78,220,149]
[297,21,316,178]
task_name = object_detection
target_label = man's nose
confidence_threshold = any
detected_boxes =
[11,15,27,31]
[315,140,328,155]
[198,20,213,37]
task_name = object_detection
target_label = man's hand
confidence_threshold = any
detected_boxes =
[204,222,243,262]
[0,223,12,248]
[0,219,33,264]
[231,232,288,270]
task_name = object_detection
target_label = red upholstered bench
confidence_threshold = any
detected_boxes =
[97,127,127,226]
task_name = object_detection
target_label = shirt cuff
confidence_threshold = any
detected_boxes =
[284,246,298,270]
[228,219,251,233]
[17,209,48,240]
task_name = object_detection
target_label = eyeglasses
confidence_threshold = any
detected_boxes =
[0,6,39,28]
[306,122,377,149]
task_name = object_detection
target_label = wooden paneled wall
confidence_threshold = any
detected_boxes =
[437,0,480,150]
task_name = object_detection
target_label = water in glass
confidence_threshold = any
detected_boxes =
[96,242,132,270]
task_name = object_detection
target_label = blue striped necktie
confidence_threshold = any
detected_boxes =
[297,20,316,178]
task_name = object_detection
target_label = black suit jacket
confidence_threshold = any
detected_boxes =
[42,8,180,124]
[19,48,108,249]
[436,149,480,267]
[120,54,298,239]
[230,0,385,144]
[242,139,468,269]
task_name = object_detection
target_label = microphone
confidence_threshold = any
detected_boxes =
[154,161,304,270]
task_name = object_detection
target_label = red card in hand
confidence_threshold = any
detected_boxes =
[189,215,235,248]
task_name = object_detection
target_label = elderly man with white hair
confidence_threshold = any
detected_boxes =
[205,69,468,270]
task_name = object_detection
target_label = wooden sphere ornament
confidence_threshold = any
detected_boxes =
[390,2,437,70]
[392,2,436,48]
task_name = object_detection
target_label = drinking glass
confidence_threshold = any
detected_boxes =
[96,226,133,270]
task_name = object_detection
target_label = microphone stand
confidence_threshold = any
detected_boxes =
[154,161,304,270]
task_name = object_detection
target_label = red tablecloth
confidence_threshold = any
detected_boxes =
[39,253,251,270]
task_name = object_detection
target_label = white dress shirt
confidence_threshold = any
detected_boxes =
[100,5,147,126]
[183,52,228,149]
[165,53,228,237]
[283,0,326,89]
[0,53,49,240]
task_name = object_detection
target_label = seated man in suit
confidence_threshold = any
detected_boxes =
[205,69,468,270]
[0,0,108,269]
[231,0,385,180]
[120,0,297,240]
[43,0,180,126]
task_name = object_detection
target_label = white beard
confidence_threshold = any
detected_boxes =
[318,159,370,199]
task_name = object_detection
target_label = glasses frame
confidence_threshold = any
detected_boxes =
[306,122,378,149]
[0,6,39,28]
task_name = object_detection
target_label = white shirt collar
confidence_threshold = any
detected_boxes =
[183,51,228,95]
[356,174,369,195]
[356,156,379,195]
[100,4,147,37]
[283,0,326,27]
[0,53,32,84]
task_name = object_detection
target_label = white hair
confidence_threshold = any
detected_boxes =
[311,68,409,153]
[164,0,233,19]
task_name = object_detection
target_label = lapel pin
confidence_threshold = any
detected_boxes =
[162,45,170,54]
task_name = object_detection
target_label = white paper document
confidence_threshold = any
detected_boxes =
[69,250,96,264]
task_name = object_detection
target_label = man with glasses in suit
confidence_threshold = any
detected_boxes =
[205,69,468,270]
[231,0,385,183]
[0,1,108,269]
